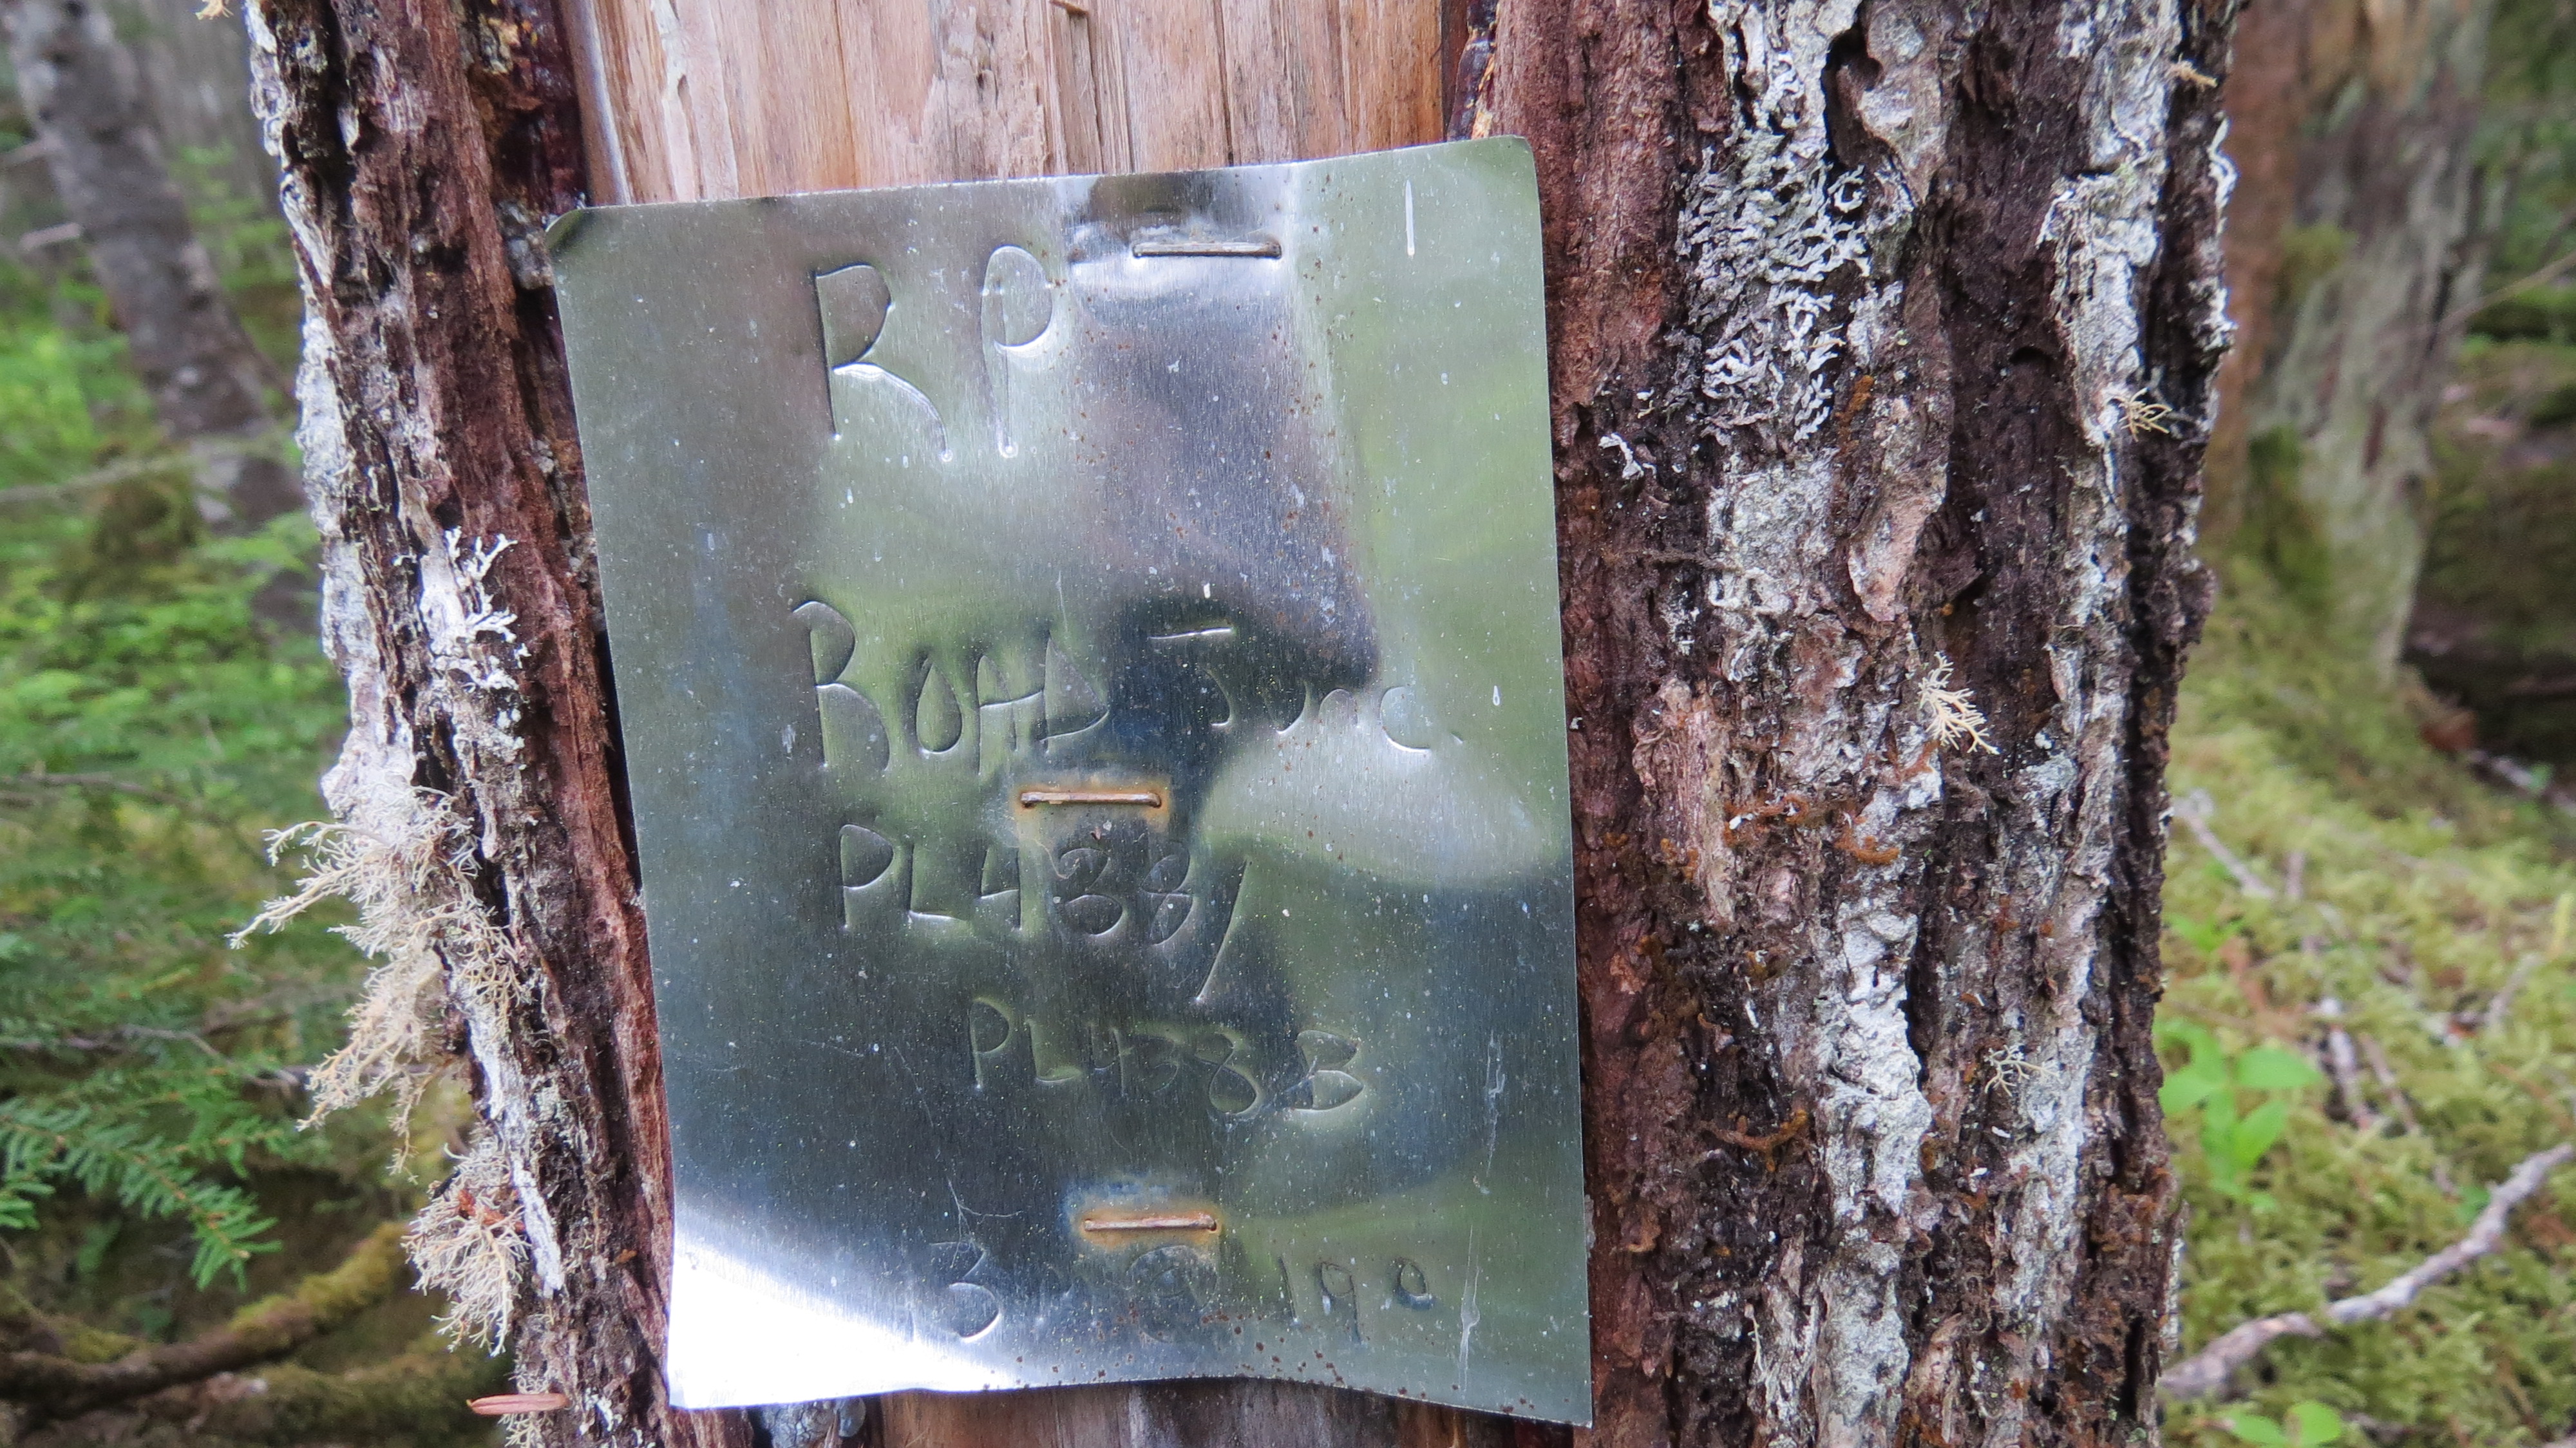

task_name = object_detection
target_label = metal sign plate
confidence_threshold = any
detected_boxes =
[551,138,1586,1424]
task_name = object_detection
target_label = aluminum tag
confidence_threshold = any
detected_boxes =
[551,138,1587,1424]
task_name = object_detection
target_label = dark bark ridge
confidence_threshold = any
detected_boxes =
[1481,0,2230,1442]
[3,0,299,529]
[240,1,743,1445]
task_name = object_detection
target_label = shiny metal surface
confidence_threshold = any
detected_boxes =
[549,139,1586,1424]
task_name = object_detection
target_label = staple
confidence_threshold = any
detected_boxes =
[1081,1212,1219,1233]
[1132,237,1283,259]
[1018,787,1166,808]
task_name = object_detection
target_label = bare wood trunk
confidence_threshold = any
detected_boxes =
[247,0,2229,1445]
[5,0,298,528]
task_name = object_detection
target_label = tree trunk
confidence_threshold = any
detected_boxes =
[244,0,2229,1445]
[1475,0,2224,1440]
[2202,0,2493,665]
[5,0,298,530]
[127,0,281,214]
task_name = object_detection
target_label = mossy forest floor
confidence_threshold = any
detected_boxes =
[2159,566,2576,1445]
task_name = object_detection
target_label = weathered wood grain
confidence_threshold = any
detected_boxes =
[559,0,1444,204]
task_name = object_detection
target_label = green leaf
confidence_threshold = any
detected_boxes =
[2161,1069,2226,1114]
[2156,1019,2225,1058]
[2233,1045,2324,1091]
[2225,1413,2288,1445]
[2287,1401,2344,1446]
[2231,1097,2294,1171]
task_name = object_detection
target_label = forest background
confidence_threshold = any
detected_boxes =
[3,0,2576,1444]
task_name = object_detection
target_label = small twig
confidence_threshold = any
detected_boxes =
[2313,998,2381,1134]
[1,1025,222,1060]
[0,772,189,808]
[2485,953,2548,1034]
[2173,790,2275,899]
[0,432,292,510]
[17,222,80,254]
[2473,242,2576,311]
[2354,1035,2441,1187]
[2163,1144,2574,1402]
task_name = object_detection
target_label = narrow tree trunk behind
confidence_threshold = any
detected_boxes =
[129,0,280,213]
[247,0,2231,1445]
[2204,0,2492,664]
[5,0,296,529]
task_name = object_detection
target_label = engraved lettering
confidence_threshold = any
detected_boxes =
[1193,1030,1261,1117]
[1141,853,1191,944]
[840,824,895,889]
[1054,839,1107,892]
[982,246,1052,346]
[981,844,1021,895]
[1378,683,1439,752]
[1181,860,1251,1003]
[1027,1013,1086,1087]
[814,263,947,452]
[814,263,890,367]
[915,662,965,754]
[1043,638,1108,745]
[1314,1261,1362,1344]
[1126,1243,1214,1342]
[840,826,900,931]
[925,1239,1003,1339]
[956,996,1368,1125]
[793,600,857,685]
[1060,895,1123,935]
[1283,1029,1365,1112]
[968,999,1016,1090]
[981,245,1054,459]
[816,683,889,777]
[975,651,1043,776]
[1115,1027,1180,1097]
[1390,1257,1435,1310]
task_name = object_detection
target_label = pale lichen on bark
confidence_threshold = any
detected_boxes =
[243,2,698,1442]
[1608,0,2229,1439]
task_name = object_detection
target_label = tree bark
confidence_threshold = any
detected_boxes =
[2202,0,2492,665]
[3,0,298,529]
[245,0,2229,1445]
[1473,0,2225,1440]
